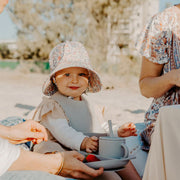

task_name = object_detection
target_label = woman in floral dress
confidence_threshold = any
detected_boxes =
[136,3,180,179]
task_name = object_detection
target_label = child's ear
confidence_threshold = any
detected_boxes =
[52,77,56,85]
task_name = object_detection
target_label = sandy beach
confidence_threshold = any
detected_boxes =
[0,68,152,126]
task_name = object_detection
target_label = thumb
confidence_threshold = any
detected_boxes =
[74,151,85,161]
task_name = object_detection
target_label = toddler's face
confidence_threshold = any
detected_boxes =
[55,67,89,100]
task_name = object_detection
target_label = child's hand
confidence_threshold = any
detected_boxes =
[80,136,98,153]
[117,122,137,137]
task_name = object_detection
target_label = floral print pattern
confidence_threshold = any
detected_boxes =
[136,5,180,124]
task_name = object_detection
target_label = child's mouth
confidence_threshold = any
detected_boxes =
[69,86,79,90]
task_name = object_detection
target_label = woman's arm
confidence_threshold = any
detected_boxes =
[139,56,179,98]
[8,149,62,174]
[0,125,10,140]
[8,149,103,179]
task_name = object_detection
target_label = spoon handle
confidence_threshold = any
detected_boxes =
[108,120,114,137]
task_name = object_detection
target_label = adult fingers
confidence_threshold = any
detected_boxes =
[9,139,29,144]
[69,171,93,180]
[33,138,44,144]
[31,121,48,141]
[28,131,46,140]
[67,154,103,179]
[78,165,103,179]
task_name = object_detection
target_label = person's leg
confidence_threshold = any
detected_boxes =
[94,171,122,180]
[116,161,141,180]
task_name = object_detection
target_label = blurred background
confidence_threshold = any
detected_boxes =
[0,0,178,75]
[0,0,178,123]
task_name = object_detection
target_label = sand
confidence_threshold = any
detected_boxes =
[0,68,153,126]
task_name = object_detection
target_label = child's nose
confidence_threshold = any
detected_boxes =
[71,74,78,83]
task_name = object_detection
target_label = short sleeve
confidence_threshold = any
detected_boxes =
[32,97,67,123]
[136,13,172,64]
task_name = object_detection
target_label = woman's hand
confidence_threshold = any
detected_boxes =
[9,150,103,180]
[81,136,98,153]
[117,122,137,137]
[7,120,48,144]
[60,151,103,179]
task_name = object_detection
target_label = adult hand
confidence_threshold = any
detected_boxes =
[8,120,48,144]
[60,151,103,179]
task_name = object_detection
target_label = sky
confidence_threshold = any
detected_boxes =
[0,7,17,40]
[159,0,180,11]
[0,1,180,40]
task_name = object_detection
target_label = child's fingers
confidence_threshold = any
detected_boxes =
[131,129,137,133]
[121,122,135,130]
[91,141,98,147]
[132,132,138,136]
[90,147,98,152]
[86,148,92,153]
[128,122,136,128]
[90,136,98,141]
[131,129,138,136]
[88,144,98,151]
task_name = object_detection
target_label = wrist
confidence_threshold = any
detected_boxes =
[0,125,11,140]
[55,152,64,175]
[167,70,177,86]
[80,137,89,150]
[46,152,64,175]
[53,152,64,175]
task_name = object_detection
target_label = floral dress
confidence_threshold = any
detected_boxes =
[136,5,180,125]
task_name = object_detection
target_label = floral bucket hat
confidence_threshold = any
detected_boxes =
[43,41,102,96]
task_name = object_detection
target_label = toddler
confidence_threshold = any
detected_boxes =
[32,41,139,180]
[32,41,136,153]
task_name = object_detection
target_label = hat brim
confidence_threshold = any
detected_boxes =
[42,61,102,96]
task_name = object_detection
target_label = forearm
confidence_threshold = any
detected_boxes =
[139,71,174,98]
[45,118,86,150]
[0,125,10,140]
[8,149,62,175]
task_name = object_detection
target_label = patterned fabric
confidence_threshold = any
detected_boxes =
[43,41,102,96]
[0,116,25,126]
[140,124,154,152]
[136,5,180,124]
